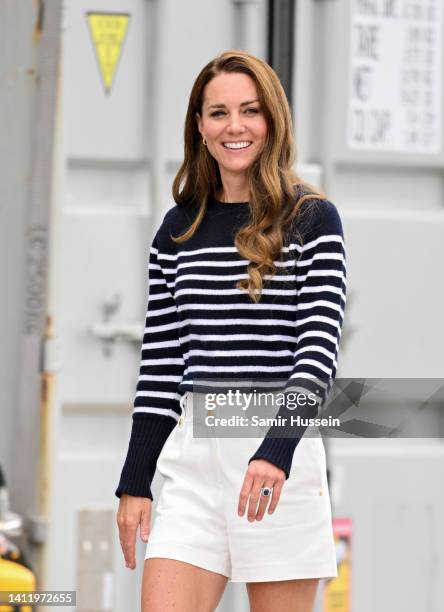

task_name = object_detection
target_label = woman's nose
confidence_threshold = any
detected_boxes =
[227,113,245,133]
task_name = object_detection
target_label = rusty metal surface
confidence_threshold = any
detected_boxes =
[1,1,63,584]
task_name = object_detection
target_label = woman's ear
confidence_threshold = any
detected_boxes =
[195,112,202,135]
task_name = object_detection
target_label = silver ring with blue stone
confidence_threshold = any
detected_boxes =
[261,486,273,497]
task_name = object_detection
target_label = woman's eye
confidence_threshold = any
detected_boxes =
[209,108,260,118]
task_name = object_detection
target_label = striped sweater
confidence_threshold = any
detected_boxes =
[115,194,347,500]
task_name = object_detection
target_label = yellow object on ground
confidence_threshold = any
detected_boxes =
[0,557,35,612]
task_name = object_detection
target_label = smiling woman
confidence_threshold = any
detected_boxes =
[195,72,268,198]
[116,49,347,612]
[170,50,326,305]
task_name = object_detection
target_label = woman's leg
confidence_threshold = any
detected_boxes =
[246,578,320,612]
[142,557,229,612]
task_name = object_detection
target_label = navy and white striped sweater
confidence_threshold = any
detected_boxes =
[116,194,347,500]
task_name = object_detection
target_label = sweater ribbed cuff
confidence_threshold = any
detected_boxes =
[248,436,300,479]
[247,391,319,479]
[115,414,177,501]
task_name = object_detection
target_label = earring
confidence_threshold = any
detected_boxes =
[202,137,207,146]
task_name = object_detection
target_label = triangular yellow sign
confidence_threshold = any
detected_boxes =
[86,12,130,94]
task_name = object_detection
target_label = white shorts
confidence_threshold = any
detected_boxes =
[145,391,338,583]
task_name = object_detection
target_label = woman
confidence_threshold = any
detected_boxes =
[116,50,347,612]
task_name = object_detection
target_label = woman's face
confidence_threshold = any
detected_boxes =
[196,72,268,179]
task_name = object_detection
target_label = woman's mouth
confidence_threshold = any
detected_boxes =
[222,141,253,150]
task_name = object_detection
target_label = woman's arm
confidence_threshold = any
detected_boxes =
[247,199,347,477]
[115,224,185,501]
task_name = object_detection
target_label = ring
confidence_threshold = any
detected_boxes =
[261,487,273,497]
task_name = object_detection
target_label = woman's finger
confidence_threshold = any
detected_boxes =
[254,480,275,521]
[247,478,264,522]
[267,477,285,515]
[238,471,254,516]
[140,505,151,543]
[122,522,138,569]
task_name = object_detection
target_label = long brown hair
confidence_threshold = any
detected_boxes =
[171,49,326,303]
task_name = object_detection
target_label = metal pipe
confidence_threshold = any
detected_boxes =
[267,0,296,107]
[8,0,63,586]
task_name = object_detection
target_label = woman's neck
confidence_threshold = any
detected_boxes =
[216,173,250,203]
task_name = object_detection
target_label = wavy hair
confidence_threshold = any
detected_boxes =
[171,49,326,303]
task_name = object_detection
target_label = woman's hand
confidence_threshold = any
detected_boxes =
[238,459,286,521]
[116,494,152,569]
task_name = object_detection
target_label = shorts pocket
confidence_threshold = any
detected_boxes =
[156,422,183,478]
[287,438,324,497]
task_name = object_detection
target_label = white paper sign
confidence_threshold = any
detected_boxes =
[348,0,442,153]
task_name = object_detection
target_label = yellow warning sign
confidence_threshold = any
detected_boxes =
[86,12,130,94]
